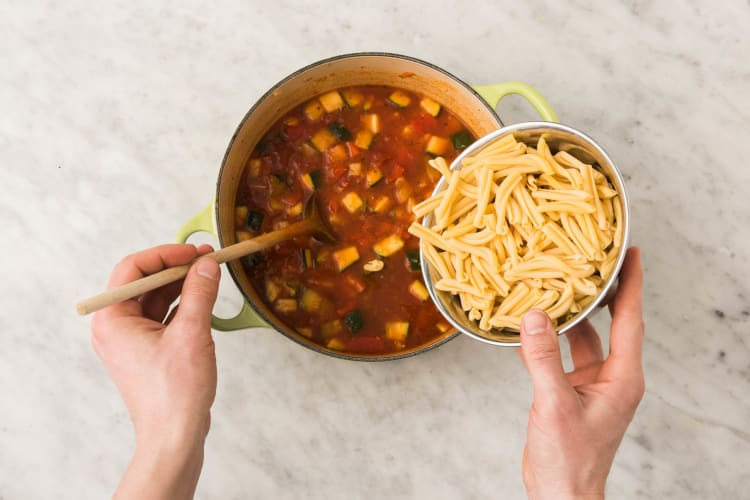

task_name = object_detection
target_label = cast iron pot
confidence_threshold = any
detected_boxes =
[177,52,557,361]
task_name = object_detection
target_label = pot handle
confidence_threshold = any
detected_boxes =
[472,81,559,123]
[175,201,269,331]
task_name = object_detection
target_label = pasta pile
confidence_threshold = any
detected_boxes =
[408,133,622,331]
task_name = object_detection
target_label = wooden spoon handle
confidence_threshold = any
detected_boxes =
[76,218,315,316]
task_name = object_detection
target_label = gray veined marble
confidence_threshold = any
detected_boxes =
[1,0,749,498]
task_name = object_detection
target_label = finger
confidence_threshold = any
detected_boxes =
[519,309,578,411]
[140,245,214,321]
[608,247,644,367]
[163,304,179,325]
[102,244,201,319]
[142,280,184,322]
[565,362,603,388]
[169,257,220,338]
[565,319,603,371]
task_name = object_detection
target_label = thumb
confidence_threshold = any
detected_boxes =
[172,257,220,334]
[520,310,573,405]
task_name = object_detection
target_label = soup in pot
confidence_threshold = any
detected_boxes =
[234,85,475,355]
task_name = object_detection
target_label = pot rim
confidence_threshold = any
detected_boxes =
[215,52,503,361]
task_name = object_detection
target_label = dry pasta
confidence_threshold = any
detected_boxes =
[408,133,623,332]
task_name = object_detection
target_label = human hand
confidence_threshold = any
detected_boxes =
[91,244,220,499]
[518,247,644,500]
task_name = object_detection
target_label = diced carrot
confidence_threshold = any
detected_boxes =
[345,141,361,158]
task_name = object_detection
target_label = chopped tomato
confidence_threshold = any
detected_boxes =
[283,124,305,142]
[413,114,438,133]
[386,163,405,183]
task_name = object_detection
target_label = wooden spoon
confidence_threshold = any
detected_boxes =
[76,197,334,316]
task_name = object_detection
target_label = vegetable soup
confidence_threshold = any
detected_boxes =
[235,85,475,355]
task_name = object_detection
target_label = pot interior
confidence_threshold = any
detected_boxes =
[215,53,503,359]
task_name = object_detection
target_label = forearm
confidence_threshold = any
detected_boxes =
[527,491,604,500]
[114,434,206,500]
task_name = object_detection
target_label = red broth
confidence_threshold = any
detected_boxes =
[235,85,475,355]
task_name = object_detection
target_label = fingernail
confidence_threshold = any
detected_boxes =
[195,258,219,280]
[522,309,550,335]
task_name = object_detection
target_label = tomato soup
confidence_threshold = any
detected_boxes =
[235,85,475,355]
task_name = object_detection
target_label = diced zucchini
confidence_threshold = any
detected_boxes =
[297,327,313,338]
[328,143,348,162]
[321,319,343,339]
[269,198,284,211]
[394,177,412,203]
[341,192,364,213]
[362,95,374,111]
[287,202,303,217]
[385,321,410,341]
[248,158,262,177]
[388,90,411,108]
[363,113,381,134]
[344,310,364,333]
[300,172,315,190]
[282,280,299,297]
[266,280,281,302]
[235,205,249,227]
[329,123,352,141]
[326,337,346,350]
[300,288,323,312]
[301,143,318,157]
[355,129,374,149]
[304,100,325,121]
[405,249,421,271]
[436,321,451,333]
[451,130,473,151]
[301,248,313,269]
[246,210,264,231]
[408,280,430,301]
[371,195,391,214]
[420,97,441,117]
[342,89,364,107]
[275,298,298,313]
[332,246,360,271]
[425,135,451,156]
[310,170,323,187]
[348,162,362,176]
[318,90,345,112]
[373,234,404,257]
[269,174,287,191]
[242,252,263,268]
[316,249,330,264]
[310,129,337,152]
[366,167,383,187]
[235,230,252,242]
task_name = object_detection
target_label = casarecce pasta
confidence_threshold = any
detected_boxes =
[408,134,623,332]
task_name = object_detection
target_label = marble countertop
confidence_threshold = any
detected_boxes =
[2,1,749,498]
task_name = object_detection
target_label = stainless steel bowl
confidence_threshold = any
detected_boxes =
[419,122,630,346]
